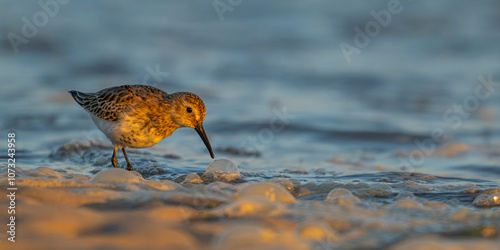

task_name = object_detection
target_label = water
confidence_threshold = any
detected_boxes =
[1,1,500,249]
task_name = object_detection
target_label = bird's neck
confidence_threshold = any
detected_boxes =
[148,102,181,139]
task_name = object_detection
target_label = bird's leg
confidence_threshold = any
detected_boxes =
[111,145,118,168]
[122,147,133,171]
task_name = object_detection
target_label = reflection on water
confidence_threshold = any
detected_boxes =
[1,0,500,249]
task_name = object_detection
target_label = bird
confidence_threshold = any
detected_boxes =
[69,85,214,171]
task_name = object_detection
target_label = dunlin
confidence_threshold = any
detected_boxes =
[69,85,214,170]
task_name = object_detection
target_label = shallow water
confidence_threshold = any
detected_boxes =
[1,0,500,249]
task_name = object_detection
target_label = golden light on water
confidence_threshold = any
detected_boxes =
[494,196,498,202]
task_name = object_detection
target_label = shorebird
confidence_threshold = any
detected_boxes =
[69,85,214,171]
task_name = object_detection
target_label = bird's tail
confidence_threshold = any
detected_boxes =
[69,90,91,106]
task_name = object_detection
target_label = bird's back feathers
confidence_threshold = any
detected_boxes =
[69,85,166,121]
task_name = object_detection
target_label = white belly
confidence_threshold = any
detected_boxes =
[90,114,164,148]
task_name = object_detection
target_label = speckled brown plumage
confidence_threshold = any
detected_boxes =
[69,85,167,121]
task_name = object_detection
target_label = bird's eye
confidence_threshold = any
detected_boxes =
[186,107,192,113]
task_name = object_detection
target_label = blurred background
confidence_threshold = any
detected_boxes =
[1,0,500,180]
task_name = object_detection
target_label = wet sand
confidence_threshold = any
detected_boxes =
[1,153,499,249]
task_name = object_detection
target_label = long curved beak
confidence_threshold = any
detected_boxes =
[194,123,214,158]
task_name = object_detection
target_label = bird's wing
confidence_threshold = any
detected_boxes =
[69,85,165,121]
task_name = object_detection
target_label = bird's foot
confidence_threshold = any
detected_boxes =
[126,164,133,171]
[111,158,118,168]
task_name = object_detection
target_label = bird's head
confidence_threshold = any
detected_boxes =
[170,92,214,158]
[170,92,206,128]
